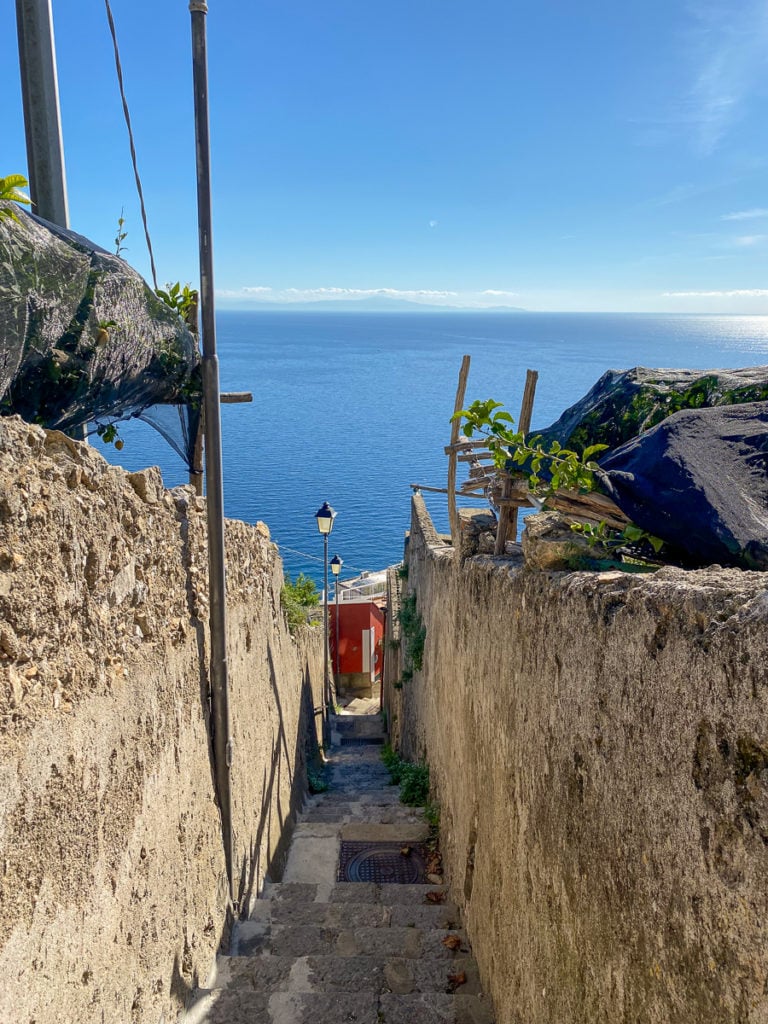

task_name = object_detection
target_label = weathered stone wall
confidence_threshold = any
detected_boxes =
[0,417,324,1024]
[390,493,768,1024]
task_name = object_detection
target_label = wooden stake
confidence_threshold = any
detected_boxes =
[494,368,538,555]
[448,355,471,547]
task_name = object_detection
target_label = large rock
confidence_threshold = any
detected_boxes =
[0,206,200,434]
[535,366,768,452]
[599,401,768,569]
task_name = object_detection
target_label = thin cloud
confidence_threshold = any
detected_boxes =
[217,286,460,303]
[733,234,767,247]
[636,3,768,155]
[216,285,524,308]
[721,208,768,221]
[663,289,768,297]
[686,1,768,154]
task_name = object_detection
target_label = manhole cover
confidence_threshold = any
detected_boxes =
[337,841,428,883]
[341,737,385,746]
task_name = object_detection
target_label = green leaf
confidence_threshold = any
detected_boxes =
[583,443,609,459]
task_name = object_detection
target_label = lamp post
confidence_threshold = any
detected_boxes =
[330,554,343,683]
[315,501,336,742]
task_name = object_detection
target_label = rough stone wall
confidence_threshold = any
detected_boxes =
[0,417,323,1024]
[391,493,768,1024]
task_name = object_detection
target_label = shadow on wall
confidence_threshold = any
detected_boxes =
[235,643,323,916]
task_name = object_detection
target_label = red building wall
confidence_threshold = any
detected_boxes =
[329,602,385,679]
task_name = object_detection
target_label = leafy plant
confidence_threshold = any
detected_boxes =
[571,520,664,555]
[453,398,608,495]
[95,422,123,449]
[398,593,425,672]
[381,746,431,805]
[307,764,329,794]
[381,744,404,784]
[281,572,320,634]
[455,397,665,562]
[156,281,198,322]
[114,208,127,255]
[399,761,430,806]
[0,174,32,222]
[424,800,441,827]
[396,563,408,580]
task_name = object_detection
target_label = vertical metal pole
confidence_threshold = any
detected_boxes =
[323,533,330,743]
[189,0,234,904]
[335,583,340,679]
[15,0,69,226]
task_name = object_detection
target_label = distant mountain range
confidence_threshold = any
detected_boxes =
[218,296,527,313]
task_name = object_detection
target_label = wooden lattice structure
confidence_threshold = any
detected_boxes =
[412,355,630,552]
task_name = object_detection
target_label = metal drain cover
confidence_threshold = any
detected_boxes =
[337,841,428,883]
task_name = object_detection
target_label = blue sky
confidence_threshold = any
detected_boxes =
[4,1,768,312]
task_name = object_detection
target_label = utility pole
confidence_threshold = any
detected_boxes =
[15,0,69,226]
[190,0,234,907]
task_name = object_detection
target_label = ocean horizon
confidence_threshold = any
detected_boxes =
[103,310,768,585]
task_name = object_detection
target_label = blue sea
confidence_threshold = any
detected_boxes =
[103,312,768,584]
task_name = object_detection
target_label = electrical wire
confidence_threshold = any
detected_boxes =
[103,0,159,290]
[276,544,367,574]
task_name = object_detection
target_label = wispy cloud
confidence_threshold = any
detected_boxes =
[686,1,768,154]
[216,285,522,308]
[733,234,767,247]
[217,286,460,303]
[636,3,768,155]
[721,207,768,221]
[663,288,768,297]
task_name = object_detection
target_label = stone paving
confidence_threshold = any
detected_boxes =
[184,710,495,1024]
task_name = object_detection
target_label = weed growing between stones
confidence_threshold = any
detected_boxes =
[381,745,431,806]
[307,762,329,794]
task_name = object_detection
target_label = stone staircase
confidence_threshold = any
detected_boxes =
[185,712,495,1024]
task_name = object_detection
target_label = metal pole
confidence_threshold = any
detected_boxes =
[323,532,330,742]
[189,0,234,905]
[335,581,340,680]
[15,0,69,226]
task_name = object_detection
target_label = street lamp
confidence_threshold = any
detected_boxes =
[330,554,343,682]
[315,502,336,741]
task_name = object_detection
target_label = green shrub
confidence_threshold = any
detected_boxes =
[381,743,404,784]
[399,762,430,806]
[281,572,320,634]
[307,764,329,794]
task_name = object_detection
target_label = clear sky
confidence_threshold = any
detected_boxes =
[4,1,768,312]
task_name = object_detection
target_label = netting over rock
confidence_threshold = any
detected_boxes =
[0,205,201,466]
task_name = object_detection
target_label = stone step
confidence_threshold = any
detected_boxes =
[212,950,482,996]
[182,719,496,1024]
[187,987,495,1024]
[331,714,385,737]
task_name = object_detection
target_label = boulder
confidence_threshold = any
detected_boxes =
[534,366,768,452]
[599,402,768,569]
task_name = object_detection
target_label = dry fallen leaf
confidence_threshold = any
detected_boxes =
[425,890,446,904]
[442,934,462,951]
[447,971,467,993]
[400,846,412,857]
